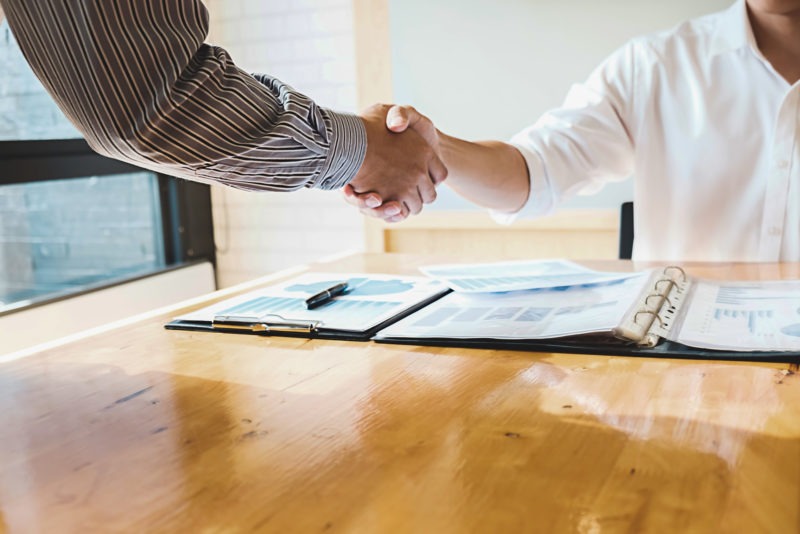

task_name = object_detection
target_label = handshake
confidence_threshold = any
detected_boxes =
[345,103,446,223]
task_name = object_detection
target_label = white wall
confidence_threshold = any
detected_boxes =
[206,0,364,288]
[389,0,733,210]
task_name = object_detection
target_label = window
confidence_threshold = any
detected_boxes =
[0,139,215,315]
[0,172,164,309]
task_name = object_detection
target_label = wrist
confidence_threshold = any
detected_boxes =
[317,110,367,190]
[438,131,460,169]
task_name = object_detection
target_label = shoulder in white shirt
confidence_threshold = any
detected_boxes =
[505,0,799,263]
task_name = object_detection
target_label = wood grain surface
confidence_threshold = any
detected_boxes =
[1,254,799,533]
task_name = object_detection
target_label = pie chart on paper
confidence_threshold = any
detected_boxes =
[780,324,800,337]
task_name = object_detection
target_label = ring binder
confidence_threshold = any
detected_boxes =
[612,265,692,347]
[367,263,800,357]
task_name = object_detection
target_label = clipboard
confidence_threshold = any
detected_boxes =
[165,272,450,341]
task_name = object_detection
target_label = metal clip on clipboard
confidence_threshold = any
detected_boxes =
[212,314,322,334]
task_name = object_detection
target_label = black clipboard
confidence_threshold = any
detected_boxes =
[165,291,449,341]
[164,272,451,342]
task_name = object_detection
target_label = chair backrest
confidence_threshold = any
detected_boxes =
[618,201,634,259]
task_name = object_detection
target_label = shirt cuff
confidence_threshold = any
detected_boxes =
[489,141,556,224]
[313,110,367,190]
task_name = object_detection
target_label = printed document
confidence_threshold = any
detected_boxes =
[670,280,800,351]
[420,259,638,293]
[176,272,447,332]
[376,274,650,340]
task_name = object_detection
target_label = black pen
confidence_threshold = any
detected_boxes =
[305,282,349,309]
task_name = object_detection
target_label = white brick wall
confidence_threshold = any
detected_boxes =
[206,0,364,288]
[0,21,81,140]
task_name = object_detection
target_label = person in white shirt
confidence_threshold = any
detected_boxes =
[347,0,800,262]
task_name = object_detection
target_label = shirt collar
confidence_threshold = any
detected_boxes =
[709,0,759,57]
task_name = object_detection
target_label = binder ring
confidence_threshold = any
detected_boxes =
[645,293,672,308]
[654,278,675,293]
[663,265,687,282]
[634,310,664,327]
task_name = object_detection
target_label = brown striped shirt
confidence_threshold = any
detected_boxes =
[0,0,366,191]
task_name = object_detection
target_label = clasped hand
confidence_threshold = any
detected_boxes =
[347,104,442,222]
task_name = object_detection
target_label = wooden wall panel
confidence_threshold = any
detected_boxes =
[366,210,620,259]
[352,0,393,109]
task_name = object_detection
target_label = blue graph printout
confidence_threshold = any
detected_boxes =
[671,280,800,351]
[175,272,447,332]
[420,259,641,293]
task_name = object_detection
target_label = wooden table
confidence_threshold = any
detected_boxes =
[2,254,799,533]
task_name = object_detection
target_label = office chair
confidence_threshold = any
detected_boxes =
[618,201,634,260]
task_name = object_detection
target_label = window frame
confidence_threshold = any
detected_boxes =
[0,139,216,316]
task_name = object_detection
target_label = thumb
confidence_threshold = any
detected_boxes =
[386,105,411,132]
[393,106,437,148]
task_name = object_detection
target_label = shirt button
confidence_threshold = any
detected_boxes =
[769,226,782,236]
[777,160,789,170]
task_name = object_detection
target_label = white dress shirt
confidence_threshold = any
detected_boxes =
[506,0,799,262]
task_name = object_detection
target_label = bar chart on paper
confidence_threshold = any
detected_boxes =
[673,281,800,351]
[712,308,775,334]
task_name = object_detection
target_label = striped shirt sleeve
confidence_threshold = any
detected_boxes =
[0,0,366,191]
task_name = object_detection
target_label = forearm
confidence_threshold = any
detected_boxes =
[1,0,365,191]
[438,133,530,213]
